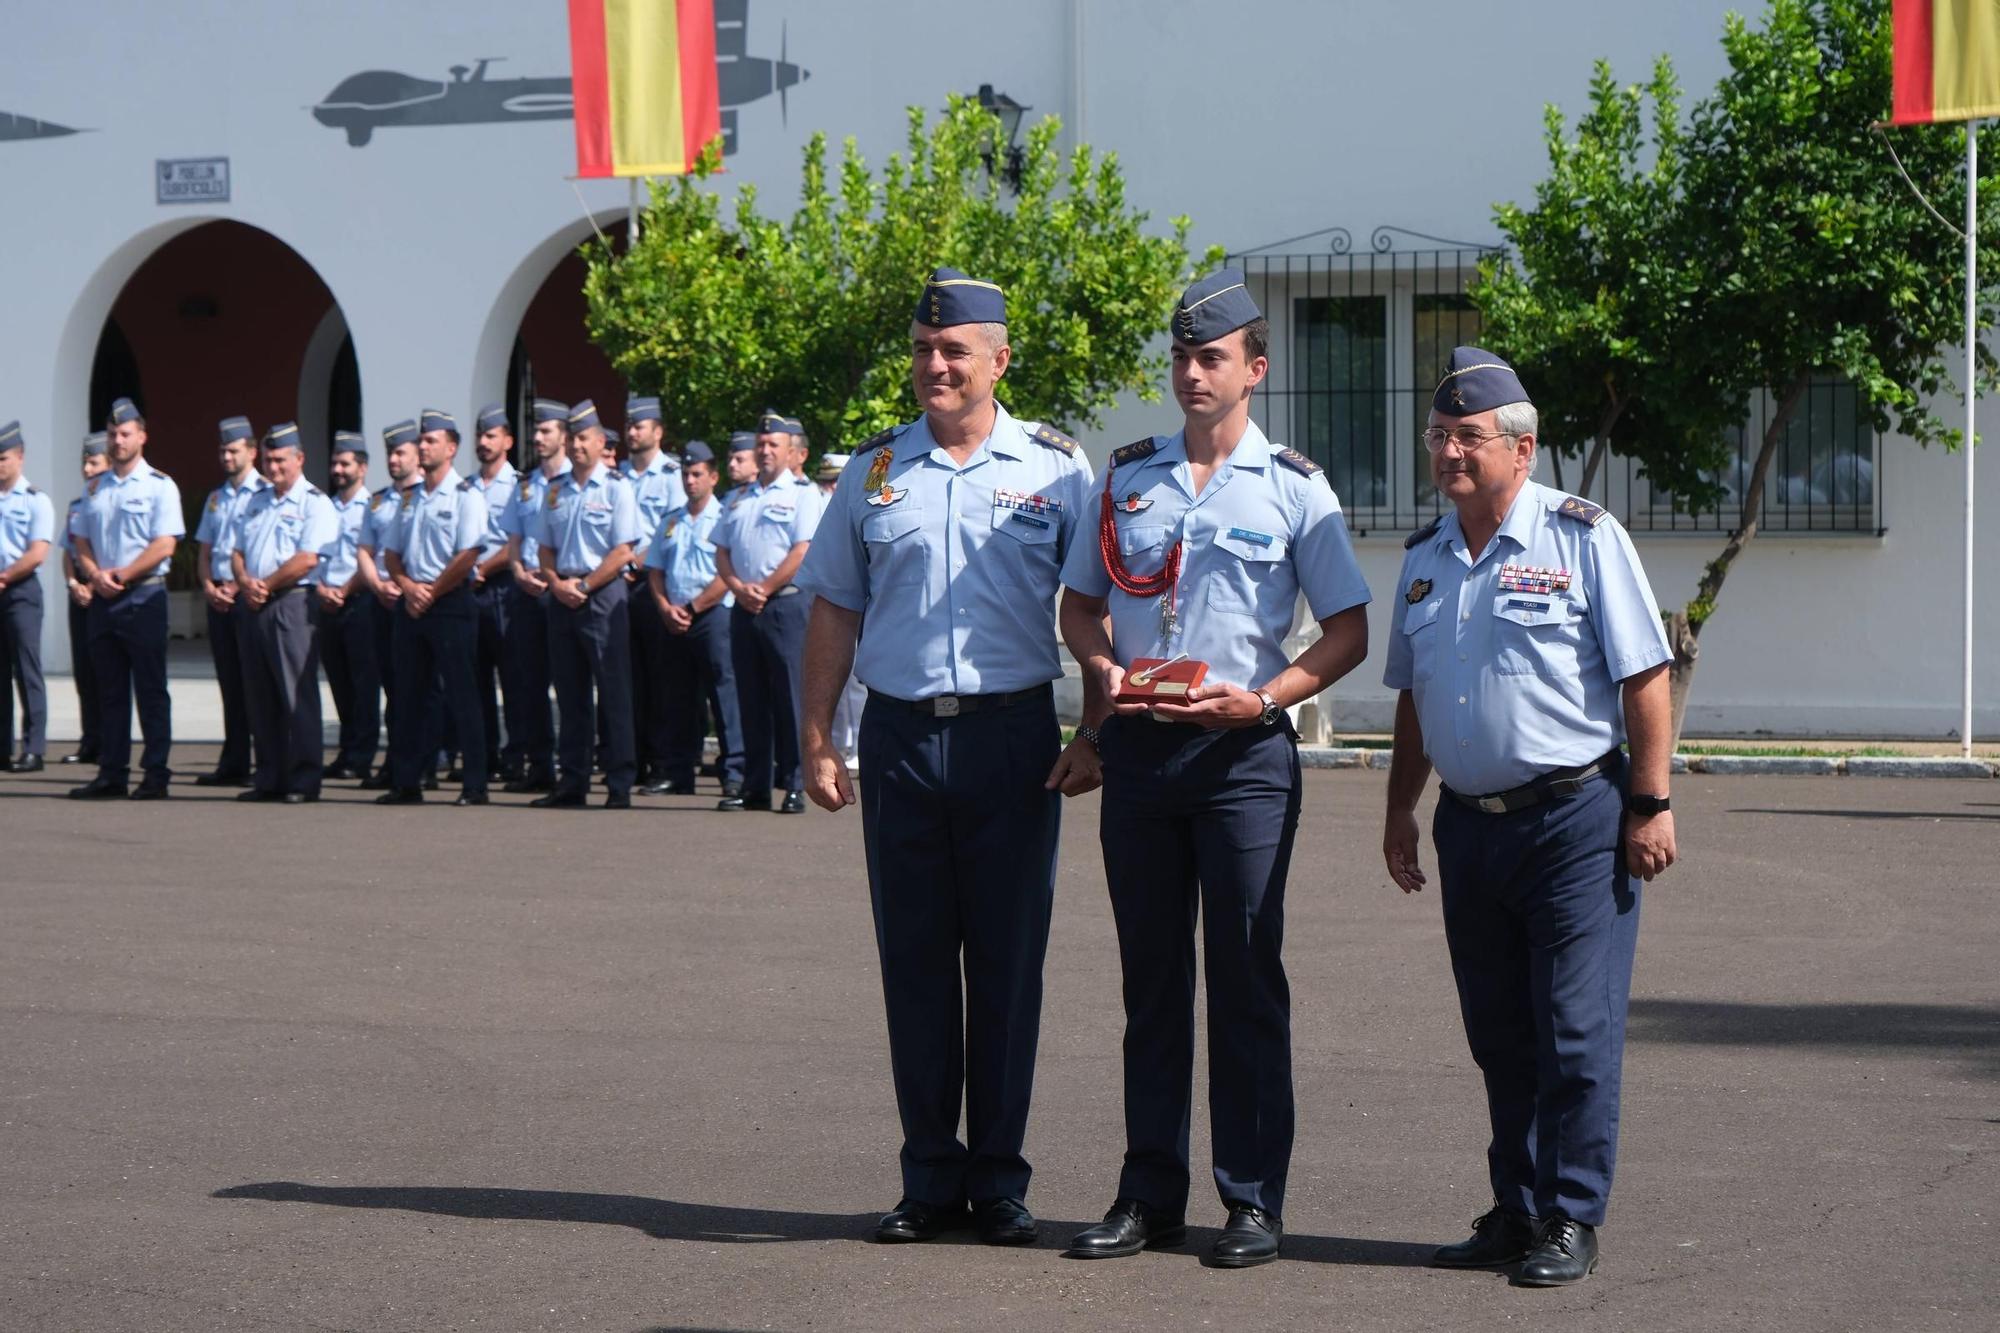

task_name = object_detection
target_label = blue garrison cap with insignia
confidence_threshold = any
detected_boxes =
[568,399,602,432]
[263,421,301,449]
[1172,268,1262,345]
[0,421,22,454]
[218,416,254,445]
[682,440,715,464]
[108,397,142,427]
[757,409,802,437]
[1432,346,1531,417]
[475,403,509,434]
[532,398,569,425]
[626,396,662,424]
[728,430,756,454]
[604,427,620,447]
[419,408,457,436]
[332,430,366,454]
[82,431,108,458]
[915,266,1006,327]
[382,419,419,449]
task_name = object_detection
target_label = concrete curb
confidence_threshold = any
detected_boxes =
[1297,748,1999,778]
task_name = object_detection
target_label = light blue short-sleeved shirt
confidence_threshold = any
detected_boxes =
[714,472,823,584]
[498,463,571,570]
[1383,480,1672,795]
[642,497,733,608]
[322,488,370,587]
[235,480,339,584]
[83,458,186,577]
[63,496,88,559]
[620,454,687,554]
[467,462,519,562]
[357,484,407,560]
[193,475,269,582]
[796,404,1096,700]
[534,466,641,576]
[0,480,57,565]
[1059,423,1371,691]
[381,475,488,583]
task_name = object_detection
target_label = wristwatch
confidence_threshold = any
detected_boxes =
[1075,724,1103,751]
[1256,690,1282,726]
[1626,793,1671,816]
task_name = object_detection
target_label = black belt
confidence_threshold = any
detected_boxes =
[871,682,1052,718]
[1442,749,1620,815]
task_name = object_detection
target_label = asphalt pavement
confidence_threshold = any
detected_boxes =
[3,754,1994,1331]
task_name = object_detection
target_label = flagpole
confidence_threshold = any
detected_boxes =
[1963,120,1978,759]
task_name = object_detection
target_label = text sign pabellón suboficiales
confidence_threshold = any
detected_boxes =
[156,157,230,204]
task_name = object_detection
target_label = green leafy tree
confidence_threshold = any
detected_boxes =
[582,96,1220,455]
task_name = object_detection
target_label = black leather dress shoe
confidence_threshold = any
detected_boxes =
[323,762,357,781]
[454,792,489,807]
[61,750,93,765]
[129,777,170,801]
[195,770,249,788]
[1432,1205,1538,1268]
[603,791,631,810]
[374,788,424,805]
[531,790,587,809]
[444,765,464,783]
[1065,1198,1187,1259]
[720,781,742,799]
[1210,1206,1282,1268]
[357,772,391,790]
[874,1198,970,1243]
[283,792,319,805]
[236,789,279,803]
[68,777,126,800]
[1513,1216,1598,1287]
[716,794,749,811]
[973,1197,1038,1246]
[503,770,555,793]
[642,778,695,795]
[420,773,440,792]
[10,754,44,773]
[779,789,806,813]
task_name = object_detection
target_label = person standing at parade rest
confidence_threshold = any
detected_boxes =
[620,395,686,790]
[68,398,184,801]
[497,399,572,793]
[639,440,742,797]
[59,434,110,766]
[317,433,377,781]
[713,411,821,813]
[1057,270,1371,1269]
[1383,347,1677,1287]
[190,415,268,787]
[532,398,641,809]
[230,423,337,804]
[355,422,421,790]
[795,267,1101,1247]
[467,404,521,787]
[376,409,490,807]
[0,421,56,771]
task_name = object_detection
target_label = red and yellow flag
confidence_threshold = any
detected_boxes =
[1893,0,2000,124]
[568,0,720,177]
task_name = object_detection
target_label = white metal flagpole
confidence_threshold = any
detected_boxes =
[1964,121,1979,758]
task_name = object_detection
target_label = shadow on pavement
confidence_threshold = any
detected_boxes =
[1629,999,2000,1076]
[1728,806,2000,822]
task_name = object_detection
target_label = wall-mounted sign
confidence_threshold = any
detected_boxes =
[157,157,230,204]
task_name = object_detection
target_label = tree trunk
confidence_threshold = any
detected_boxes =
[1579,433,1609,497]
[1579,388,1626,498]
[1663,373,1810,749]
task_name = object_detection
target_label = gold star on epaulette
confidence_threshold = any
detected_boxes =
[1273,447,1322,477]
[1109,437,1158,469]
[1032,424,1078,456]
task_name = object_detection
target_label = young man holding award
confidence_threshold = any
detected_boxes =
[1056,269,1372,1268]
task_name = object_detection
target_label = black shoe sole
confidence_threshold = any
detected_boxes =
[1206,1243,1280,1269]
[1511,1256,1599,1287]
[1064,1226,1186,1260]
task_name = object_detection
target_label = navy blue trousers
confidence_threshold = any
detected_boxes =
[1099,717,1301,1217]
[548,577,635,798]
[67,596,99,758]
[236,588,323,797]
[374,596,441,779]
[1,580,47,757]
[730,593,806,798]
[858,687,1061,1206]
[472,580,513,779]
[388,587,484,795]
[206,601,252,776]
[628,575,670,778]
[504,585,555,777]
[88,581,172,784]
[661,603,742,787]
[1433,759,1640,1227]
[319,594,379,773]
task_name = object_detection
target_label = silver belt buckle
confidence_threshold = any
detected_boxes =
[932,696,961,718]
[1476,794,1508,814]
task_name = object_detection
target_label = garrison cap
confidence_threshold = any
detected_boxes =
[382,419,420,449]
[218,416,255,445]
[568,399,602,432]
[332,430,367,454]
[1432,346,1531,417]
[1172,268,1261,344]
[728,430,757,454]
[418,408,457,436]
[682,439,714,464]
[107,397,142,427]
[474,403,510,434]
[757,409,803,437]
[0,421,22,454]
[81,431,108,457]
[603,427,620,447]
[626,396,662,424]
[262,421,302,449]
[813,451,850,485]
[532,398,569,425]
[915,266,1006,327]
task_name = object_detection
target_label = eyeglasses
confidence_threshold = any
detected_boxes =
[1421,427,1517,454]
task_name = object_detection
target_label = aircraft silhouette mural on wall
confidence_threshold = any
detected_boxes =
[311,0,807,154]
[1,111,85,141]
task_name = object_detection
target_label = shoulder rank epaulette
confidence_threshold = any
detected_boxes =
[1032,423,1079,456]
[857,426,901,455]
[1274,447,1321,477]
[1404,515,1444,549]
[24,485,38,495]
[1109,437,1157,469]
[457,477,475,492]
[1555,495,1609,527]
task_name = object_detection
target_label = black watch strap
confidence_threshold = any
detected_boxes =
[1626,793,1671,816]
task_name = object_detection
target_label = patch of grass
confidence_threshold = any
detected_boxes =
[1675,743,1914,758]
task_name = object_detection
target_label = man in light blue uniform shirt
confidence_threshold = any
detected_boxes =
[378,409,490,806]
[191,415,268,786]
[497,399,572,792]
[796,268,1100,1248]
[355,422,423,790]
[714,410,822,813]
[1382,347,1678,1287]
[640,440,741,796]
[59,435,110,766]
[231,423,338,803]
[69,397,185,800]
[620,394,686,787]
[1058,270,1371,1268]
[316,432,377,780]
[532,398,642,808]
[468,403,521,786]
[0,421,57,771]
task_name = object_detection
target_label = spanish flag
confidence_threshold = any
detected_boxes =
[569,0,721,177]
[1893,0,2000,124]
